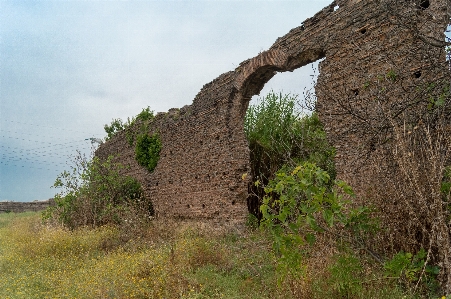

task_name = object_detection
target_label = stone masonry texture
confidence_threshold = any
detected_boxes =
[0,199,54,213]
[96,0,451,224]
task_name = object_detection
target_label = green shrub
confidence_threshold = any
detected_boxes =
[260,162,375,280]
[104,118,124,140]
[329,254,363,297]
[104,106,155,141]
[260,162,353,247]
[442,166,451,197]
[135,132,162,172]
[244,91,335,218]
[245,213,259,230]
[386,69,398,82]
[43,151,153,229]
[384,248,440,295]
[134,106,154,123]
[245,91,335,179]
[125,106,156,146]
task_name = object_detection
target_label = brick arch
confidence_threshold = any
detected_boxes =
[95,0,358,223]
[231,48,327,218]
[235,48,326,100]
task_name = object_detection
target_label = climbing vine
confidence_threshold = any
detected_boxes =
[135,132,162,172]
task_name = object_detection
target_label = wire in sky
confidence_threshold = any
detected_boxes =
[1,119,104,136]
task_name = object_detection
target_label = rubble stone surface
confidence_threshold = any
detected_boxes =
[96,0,450,223]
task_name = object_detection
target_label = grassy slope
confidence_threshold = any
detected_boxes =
[0,212,410,299]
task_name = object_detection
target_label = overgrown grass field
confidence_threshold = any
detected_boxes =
[0,211,416,299]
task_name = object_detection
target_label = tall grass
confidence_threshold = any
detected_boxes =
[0,212,416,299]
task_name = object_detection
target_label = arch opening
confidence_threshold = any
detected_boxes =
[241,59,329,219]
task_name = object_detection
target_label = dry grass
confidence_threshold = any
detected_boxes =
[0,212,422,299]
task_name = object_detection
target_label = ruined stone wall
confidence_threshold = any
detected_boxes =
[0,199,54,213]
[316,0,450,194]
[96,0,450,224]
[96,83,251,224]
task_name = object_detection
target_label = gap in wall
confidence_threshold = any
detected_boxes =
[245,60,323,218]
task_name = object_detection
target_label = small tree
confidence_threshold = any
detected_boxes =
[104,118,124,140]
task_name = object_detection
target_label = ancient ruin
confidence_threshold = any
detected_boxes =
[0,199,54,213]
[96,0,450,225]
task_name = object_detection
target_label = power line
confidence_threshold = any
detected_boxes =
[1,119,104,136]
[0,138,95,172]
[0,129,103,142]
[1,139,93,152]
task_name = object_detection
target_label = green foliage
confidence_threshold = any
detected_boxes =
[245,91,336,219]
[104,118,124,140]
[126,130,135,146]
[135,132,162,172]
[245,213,260,230]
[384,251,414,279]
[126,106,156,146]
[260,162,352,241]
[386,69,398,81]
[244,91,335,181]
[442,166,451,223]
[260,162,375,279]
[384,248,440,295]
[134,106,154,123]
[442,166,451,197]
[103,106,155,141]
[344,205,379,239]
[43,151,153,229]
[426,83,450,110]
[329,254,363,297]
[245,91,299,157]
[297,112,336,177]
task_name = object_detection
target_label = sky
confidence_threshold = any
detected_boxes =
[1,1,449,202]
[0,0,333,202]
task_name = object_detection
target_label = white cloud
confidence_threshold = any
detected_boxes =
[0,0,330,201]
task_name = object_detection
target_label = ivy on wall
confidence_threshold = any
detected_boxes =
[103,106,161,172]
[135,133,162,172]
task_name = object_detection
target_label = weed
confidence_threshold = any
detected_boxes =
[44,151,153,230]
[329,254,363,297]
[0,212,416,299]
[245,213,259,230]
[386,69,398,81]
[384,248,440,296]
